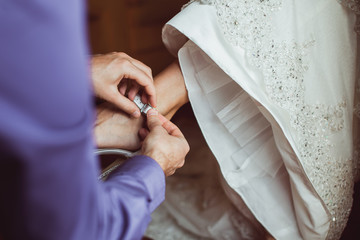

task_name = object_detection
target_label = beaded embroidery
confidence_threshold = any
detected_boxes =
[184,0,356,239]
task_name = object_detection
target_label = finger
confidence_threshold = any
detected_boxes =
[167,169,176,177]
[157,113,168,125]
[128,83,140,101]
[177,158,185,168]
[128,57,153,80]
[118,81,127,96]
[116,52,153,82]
[109,91,141,118]
[121,61,155,95]
[138,128,149,140]
[159,115,185,138]
[147,92,157,108]
[121,62,157,108]
[146,109,162,130]
[141,92,148,105]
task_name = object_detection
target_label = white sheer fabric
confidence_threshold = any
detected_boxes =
[155,1,358,239]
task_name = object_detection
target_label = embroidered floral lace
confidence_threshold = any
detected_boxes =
[182,0,360,239]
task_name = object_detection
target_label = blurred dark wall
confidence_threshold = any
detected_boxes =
[87,0,188,75]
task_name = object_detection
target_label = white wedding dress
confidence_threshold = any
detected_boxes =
[147,1,360,239]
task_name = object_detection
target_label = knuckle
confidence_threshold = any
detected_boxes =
[183,142,190,153]
[178,160,185,168]
[107,92,118,101]
[116,52,128,58]
[146,66,152,75]
[117,58,129,67]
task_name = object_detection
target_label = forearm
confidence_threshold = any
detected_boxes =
[154,61,189,119]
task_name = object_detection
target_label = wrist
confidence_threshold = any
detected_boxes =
[154,61,188,119]
[142,149,167,173]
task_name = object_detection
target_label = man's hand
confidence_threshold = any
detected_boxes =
[94,103,144,150]
[91,52,156,117]
[139,109,189,176]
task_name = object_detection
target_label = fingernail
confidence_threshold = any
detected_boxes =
[148,109,158,116]
[132,110,141,117]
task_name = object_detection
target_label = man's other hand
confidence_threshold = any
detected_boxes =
[139,109,189,176]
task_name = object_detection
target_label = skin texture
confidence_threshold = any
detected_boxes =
[94,60,189,150]
[152,61,188,119]
[91,52,156,117]
[94,103,143,150]
[140,109,189,176]
[92,54,189,176]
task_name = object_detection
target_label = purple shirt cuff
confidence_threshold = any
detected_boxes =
[107,155,166,212]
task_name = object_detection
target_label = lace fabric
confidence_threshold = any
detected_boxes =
[178,1,359,239]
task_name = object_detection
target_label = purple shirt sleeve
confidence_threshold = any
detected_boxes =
[0,1,165,240]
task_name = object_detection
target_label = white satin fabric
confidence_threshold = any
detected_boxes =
[160,1,358,239]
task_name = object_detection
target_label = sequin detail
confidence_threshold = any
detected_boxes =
[187,0,354,239]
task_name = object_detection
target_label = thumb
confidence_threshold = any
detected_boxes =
[146,109,161,130]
